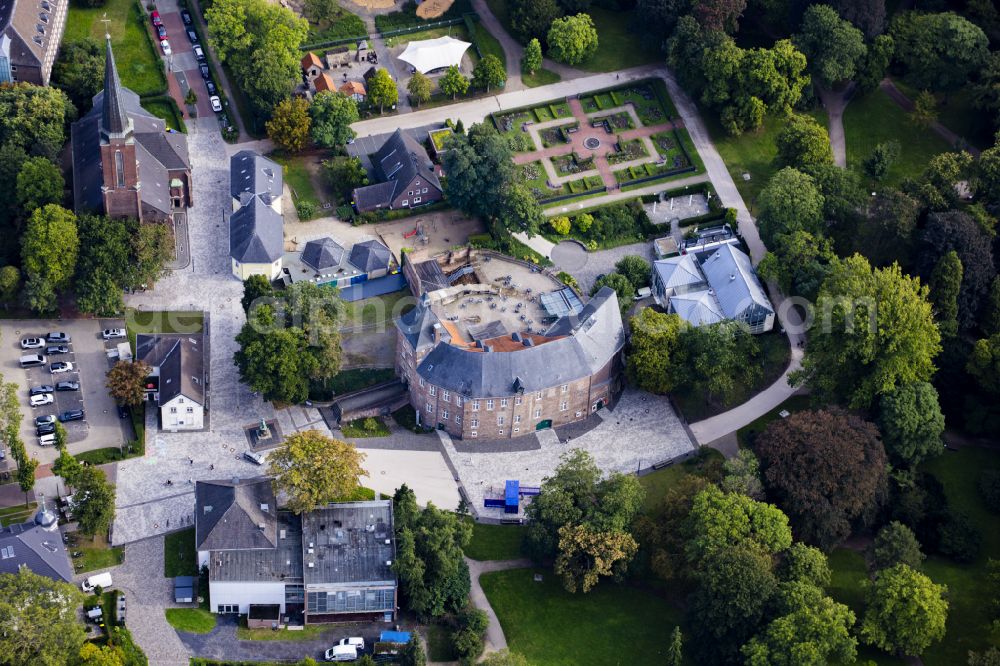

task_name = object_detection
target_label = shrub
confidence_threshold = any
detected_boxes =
[937,511,981,562]
[979,470,1000,512]
[296,200,317,219]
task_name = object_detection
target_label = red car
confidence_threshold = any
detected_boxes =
[151,10,162,26]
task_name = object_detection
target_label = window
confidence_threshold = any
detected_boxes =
[535,391,542,400]
[455,415,461,425]
[561,384,568,393]
[471,418,479,428]
[422,188,429,194]
[442,390,450,402]
[514,415,521,423]
[419,378,424,388]
[218,604,239,614]
[471,431,478,438]
[170,407,177,414]
[455,396,462,407]
[576,411,582,418]
[534,408,542,418]
[560,401,568,411]
[472,400,480,411]
[402,200,409,207]
[429,386,437,396]
[115,150,125,187]
[415,180,421,186]
[498,429,504,435]
[497,416,505,426]
[414,197,422,204]
[514,427,520,433]
[486,399,494,410]
[441,410,449,420]
[514,395,522,405]
[0,546,13,559]
[500,398,508,408]
[425,403,433,413]
[187,407,194,413]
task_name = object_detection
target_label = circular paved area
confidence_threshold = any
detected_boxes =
[583,136,601,150]
[550,240,588,270]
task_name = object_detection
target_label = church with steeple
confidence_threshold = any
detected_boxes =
[70,36,191,222]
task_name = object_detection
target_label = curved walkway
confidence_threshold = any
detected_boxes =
[471,0,524,91]
[466,557,532,653]
[818,84,853,168]
[879,78,981,157]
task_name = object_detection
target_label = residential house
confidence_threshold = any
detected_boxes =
[70,37,192,222]
[651,242,774,333]
[0,501,72,582]
[352,128,443,212]
[135,332,206,431]
[314,71,336,94]
[339,80,366,102]
[0,0,69,85]
[301,52,323,82]
[229,150,284,280]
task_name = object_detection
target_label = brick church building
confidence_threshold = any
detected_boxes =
[70,36,191,222]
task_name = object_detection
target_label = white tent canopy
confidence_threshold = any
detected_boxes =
[398,36,472,74]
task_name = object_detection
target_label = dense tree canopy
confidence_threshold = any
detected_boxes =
[106,360,152,408]
[626,309,684,394]
[439,66,470,100]
[757,230,834,300]
[775,114,833,170]
[266,97,311,152]
[73,466,116,537]
[891,12,989,93]
[367,68,399,112]
[21,205,79,313]
[15,156,63,218]
[795,4,867,87]
[870,521,925,570]
[547,14,599,65]
[878,382,945,466]
[472,54,507,92]
[693,0,747,33]
[831,0,886,38]
[792,255,941,409]
[521,38,543,74]
[756,408,888,548]
[407,71,432,106]
[0,569,86,666]
[51,39,104,113]
[671,322,762,404]
[309,91,358,148]
[509,0,563,42]
[756,167,825,250]
[268,430,365,513]
[235,304,319,403]
[860,564,948,656]
[0,83,74,158]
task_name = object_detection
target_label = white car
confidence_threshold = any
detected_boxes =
[339,637,365,652]
[210,95,222,113]
[160,39,171,56]
[324,644,357,662]
[102,328,127,340]
[29,393,54,407]
[20,337,45,349]
[50,362,74,374]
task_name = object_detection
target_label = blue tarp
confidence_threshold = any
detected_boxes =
[380,630,412,644]
[337,273,407,302]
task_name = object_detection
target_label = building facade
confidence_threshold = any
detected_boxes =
[0,0,68,85]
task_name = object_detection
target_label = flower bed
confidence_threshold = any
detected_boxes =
[607,138,649,165]
[591,111,634,134]
[552,153,596,175]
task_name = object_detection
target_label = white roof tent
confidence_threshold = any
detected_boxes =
[398,36,471,74]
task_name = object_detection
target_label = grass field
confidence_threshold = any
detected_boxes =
[385,25,474,49]
[341,290,412,327]
[165,608,217,634]
[891,78,991,150]
[164,527,198,577]
[463,521,526,560]
[340,417,391,438]
[64,0,165,96]
[523,68,561,88]
[575,8,661,73]
[427,622,459,661]
[236,619,331,641]
[0,502,36,526]
[269,153,325,215]
[311,367,396,400]
[474,22,506,64]
[481,567,685,666]
[306,5,366,44]
[141,99,185,132]
[637,447,724,512]
[843,89,952,187]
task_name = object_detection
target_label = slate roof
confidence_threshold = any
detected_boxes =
[230,197,284,264]
[209,511,304,583]
[0,0,59,81]
[135,333,205,406]
[352,129,441,210]
[301,237,346,271]
[195,478,278,552]
[412,287,624,397]
[700,243,773,318]
[300,501,395,585]
[669,289,725,326]
[349,239,391,273]
[653,254,704,291]
[230,151,282,206]
[0,508,72,582]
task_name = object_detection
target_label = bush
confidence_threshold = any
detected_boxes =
[937,511,981,563]
[979,470,1000,512]
[296,200,317,219]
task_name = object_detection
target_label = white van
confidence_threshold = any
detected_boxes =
[81,571,113,592]
[19,354,46,368]
[339,637,365,652]
[324,644,358,662]
[38,433,56,446]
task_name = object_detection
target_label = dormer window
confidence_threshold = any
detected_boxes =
[32,36,42,45]
[36,24,45,34]
[39,13,48,22]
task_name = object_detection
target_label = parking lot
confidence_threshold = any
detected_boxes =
[0,320,130,465]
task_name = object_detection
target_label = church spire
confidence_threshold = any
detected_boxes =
[101,34,132,139]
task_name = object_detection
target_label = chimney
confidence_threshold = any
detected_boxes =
[432,323,442,344]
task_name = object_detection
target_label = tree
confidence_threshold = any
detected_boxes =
[51,39,105,113]
[0,83,74,159]
[0,266,20,307]
[309,91,357,148]
[439,66,470,100]
[909,151,974,211]
[686,484,793,562]
[879,382,945,467]
[671,322,762,404]
[554,523,639,593]
[367,68,398,113]
[235,304,318,403]
[16,455,37,499]
[756,409,888,548]
[73,466,116,537]
[757,167,825,248]
[266,97,311,152]
[451,607,488,665]
[969,648,1000,666]
[795,4,867,87]
[857,33,894,93]
[757,230,834,300]
[967,333,1000,397]
[576,213,593,232]
[792,255,941,409]
[53,447,83,486]
[928,250,962,339]
[472,54,506,92]
[105,361,151,408]
[831,0,886,38]
[863,141,900,182]
[406,72,432,107]
[984,277,1000,335]
[920,210,995,331]
[78,643,125,666]
[509,0,562,42]
[521,38,542,75]
[891,11,989,94]
[304,0,341,25]
[241,274,275,314]
[870,521,925,570]
[694,0,748,33]
[129,219,172,289]
[775,114,833,170]
[665,627,683,666]
[76,267,122,316]
[779,542,831,587]
[637,0,695,48]
[614,255,651,290]
[547,14,598,66]
[268,430,365,513]
[626,309,683,394]
[21,205,78,312]
[392,485,472,619]
[860,564,948,656]
[910,90,938,128]
[0,568,85,666]
[401,635,427,666]
[323,155,368,200]
[549,216,571,235]
[721,448,764,500]
[16,157,64,218]
[591,273,634,314]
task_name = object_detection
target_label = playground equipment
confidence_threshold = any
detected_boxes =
[483,480,542,514]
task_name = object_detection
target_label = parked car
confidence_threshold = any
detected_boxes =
[186,28,198,43]
[29,393,54,407]
[59,409,85,423]
[325,645,357,662]
[20,354,46,368]
[156,24,167,39]
[82,572,113,592]
[160,39,172,56]
[36,422,56,436]
[193,44,205,61]
[38,433,57,446]
[50,362,74,374]
[181,9,192,24]
[102,328,126,340]
[56,381,80,392]
[34,414,56,427]
[199,63,210,79]
[210,96,222,112]
[45,345,70,355]
[243,450,265,465]
[29,385,55,396]
[151,10,162,26]
[47,332,70,343]
[20,337,45,349]
[338,637,365,652]
[205,79,216,95]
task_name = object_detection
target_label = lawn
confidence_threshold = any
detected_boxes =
[523,68,561,88]
[306,5,366,44]
[735,393,812,448]
[310,367,396,401]
[636,448,725,512]
[341,290,413,327]
[843,88,952,187]
[141,99,185,132]
[126,310,204,336]
[574,8,661,73]
[384,25,474,50]
[236,619,331,641]
[340,417,391,438]
[0,502,36,527]
[427,622,458,661]
[164,527,198,577]
[481,567,685,666]
[64,0,166,96]
[72,533,125,575]
[891,78,991,150]
[374,0,472,32]
[269,152,326,216]
[462,520,526,560]
[165,608,217,634]
[473,22,506,64]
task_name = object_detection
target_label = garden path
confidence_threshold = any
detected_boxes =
[466,557,536,654]
[880,78,981,157]
[818,84,853,168]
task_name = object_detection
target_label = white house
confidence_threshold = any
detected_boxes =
[230,150,284,281]
[135,333,205,431]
